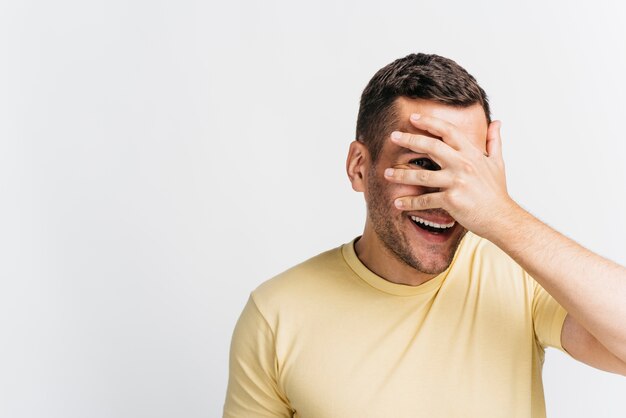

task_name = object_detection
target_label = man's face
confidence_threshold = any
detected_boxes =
[363,98,488,275]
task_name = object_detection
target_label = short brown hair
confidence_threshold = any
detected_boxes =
[356,53,491,162]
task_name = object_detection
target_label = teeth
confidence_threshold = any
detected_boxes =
[410,215,455,229]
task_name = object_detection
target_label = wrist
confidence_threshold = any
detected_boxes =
[481,197,526,245]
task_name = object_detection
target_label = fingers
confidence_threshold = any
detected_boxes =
[408,113,464,151]
[394,192,445,211]
[486,120,503,163]
[390,131,457,166]
[384,167,451,188]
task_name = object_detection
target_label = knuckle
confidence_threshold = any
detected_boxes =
[445,191,459,206]
[425,137,438,151]
[453,176,466,188]
[461,161,475,174]
[417,170,429,183]
[417,194,429,206]
[407,196,419,208]
[408,135,421,149]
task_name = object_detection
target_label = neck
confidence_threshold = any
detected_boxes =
[354,224,437,287]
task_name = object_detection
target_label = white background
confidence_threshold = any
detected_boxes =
[1,0,625,417]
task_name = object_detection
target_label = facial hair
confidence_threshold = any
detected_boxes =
[365,166,465,275]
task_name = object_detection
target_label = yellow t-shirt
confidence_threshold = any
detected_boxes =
[224,233,568,417]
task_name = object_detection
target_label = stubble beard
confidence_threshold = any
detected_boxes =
[366,167,465,275]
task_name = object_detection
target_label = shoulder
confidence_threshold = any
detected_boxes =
[251,243,355,317]
[458,231,505,258]
[452,232,534,292]
[457,232,524,271]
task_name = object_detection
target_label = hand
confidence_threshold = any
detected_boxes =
[384,113,518,239]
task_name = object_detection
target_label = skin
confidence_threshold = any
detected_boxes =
[347,98,487,286]
[346,97,626,375]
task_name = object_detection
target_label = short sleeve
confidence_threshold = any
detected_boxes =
[223,296,293,418]
[531,276,569,351]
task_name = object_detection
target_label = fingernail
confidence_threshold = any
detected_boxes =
[391,131,402,140]
[394,199,404,209]
[384,168,394,177]
[410,113,421,121]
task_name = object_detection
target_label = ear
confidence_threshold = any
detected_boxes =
[346,140,369,192]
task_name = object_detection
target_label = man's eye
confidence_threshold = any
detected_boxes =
[409,158,441,171]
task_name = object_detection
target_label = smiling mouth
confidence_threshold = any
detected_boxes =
[410,215,456,234]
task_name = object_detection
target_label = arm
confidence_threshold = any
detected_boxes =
[490,200,626,372]
[562,314,626,375]
[224,296,293,417]
[385,114,626,373]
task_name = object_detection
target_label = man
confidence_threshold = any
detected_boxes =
[223,53,626,417]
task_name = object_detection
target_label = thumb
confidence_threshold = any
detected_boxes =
[486,120,503,162]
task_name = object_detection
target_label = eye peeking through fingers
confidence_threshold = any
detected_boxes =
[409,158,441,171]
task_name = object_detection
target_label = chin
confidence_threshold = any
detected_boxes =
[365,173,467,275]
[398,216,467,275]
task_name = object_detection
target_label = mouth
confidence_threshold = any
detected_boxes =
[410,215,456,235]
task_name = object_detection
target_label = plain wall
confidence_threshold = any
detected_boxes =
[1,1,625,417]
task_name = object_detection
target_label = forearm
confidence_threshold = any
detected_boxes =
[487,201,626,362]
[386,116,626,360]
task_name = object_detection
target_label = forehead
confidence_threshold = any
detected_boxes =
[392,97,489,150]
